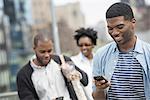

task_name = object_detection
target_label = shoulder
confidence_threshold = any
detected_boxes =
[141,40,150,48]
[140,40,150,53]
[52,55,72,65]
[17,61,33,78]
[93,42,116,63]
[71,55,78,59]
[71,53,81,61]
[95,42,116,56]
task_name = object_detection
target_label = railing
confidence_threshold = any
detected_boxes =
[0,91,19,100]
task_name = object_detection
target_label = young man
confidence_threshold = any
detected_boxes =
[17,32,88,100]
[93,2,150,99]
[71,28,98,100]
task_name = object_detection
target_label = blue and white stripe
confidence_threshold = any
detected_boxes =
[108,51,146,100]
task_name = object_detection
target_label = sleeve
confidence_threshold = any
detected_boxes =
[17,69,39,100]
[92,50,104,91]
[92,53,102,77]
[74,65,88,86]
[92,46,108,77]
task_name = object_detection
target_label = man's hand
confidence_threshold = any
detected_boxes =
[92,79,110,100]
[61,62,81,81]
[94,79,110,89]
[69,70,81,81]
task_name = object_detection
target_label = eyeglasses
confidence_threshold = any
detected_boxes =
[78,43,92,47]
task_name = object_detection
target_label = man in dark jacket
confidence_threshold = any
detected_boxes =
[16,32,88,100]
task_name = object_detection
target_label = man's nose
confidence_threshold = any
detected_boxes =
[112,28,119,36]
[44,52,50,57]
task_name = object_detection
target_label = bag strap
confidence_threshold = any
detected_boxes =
[59,55,65,64]
[58,55,78,100]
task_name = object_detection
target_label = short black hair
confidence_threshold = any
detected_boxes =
[106,2,134,20]
[33,32,51,47]
[74,27,97,46]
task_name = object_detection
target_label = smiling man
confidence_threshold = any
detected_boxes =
[16,32,88,100]
[93,2,150,100]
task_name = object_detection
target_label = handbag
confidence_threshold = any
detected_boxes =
[59,55,87,100]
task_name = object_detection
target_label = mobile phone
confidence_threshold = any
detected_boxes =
[56,96,64,100]
[94,76,108,83]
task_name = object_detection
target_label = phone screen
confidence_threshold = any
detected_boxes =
[56,96,64,100]
[94,76,108,83]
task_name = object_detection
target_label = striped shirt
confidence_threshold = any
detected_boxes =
[108,51,146,100]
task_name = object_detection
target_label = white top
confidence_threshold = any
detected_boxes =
[30,56,70,100]
[71,52,94,100]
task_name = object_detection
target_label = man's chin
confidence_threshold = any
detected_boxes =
[115,39,123,44]
[42,60,50,66]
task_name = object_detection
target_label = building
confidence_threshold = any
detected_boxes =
[30,0,51,33]
[56,2,85,30]
[0,0,10,92]
[55,2,85,54]
[30,0,85,33]
[3,0,32,91]
[121,0,150,31]
[30,0,85,54]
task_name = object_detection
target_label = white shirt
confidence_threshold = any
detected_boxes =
[30,57,70,100]
[71,52,94,100]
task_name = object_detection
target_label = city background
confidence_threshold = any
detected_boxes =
[0,0,150,99]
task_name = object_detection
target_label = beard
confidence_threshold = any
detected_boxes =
[122,29,134,44]
[114,29,134,46]
[36,55,50,66]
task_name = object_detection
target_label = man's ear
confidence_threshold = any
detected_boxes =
[132,18,136,24]
[131,18,136,29]
[33,46,36,51]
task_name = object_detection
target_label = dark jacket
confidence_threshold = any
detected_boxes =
[17,55,88,100]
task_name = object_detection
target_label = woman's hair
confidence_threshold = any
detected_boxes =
[74,27,97,46]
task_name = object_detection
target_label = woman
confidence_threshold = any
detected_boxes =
[71,27,97,100]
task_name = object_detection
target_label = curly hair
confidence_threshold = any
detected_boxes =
[74,27,98,46]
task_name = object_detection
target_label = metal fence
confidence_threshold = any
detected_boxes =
[0,92,19,100]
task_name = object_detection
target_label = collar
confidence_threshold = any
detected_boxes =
[113,37,143,54]
[30,55,48,69]
[78,52,94,62]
